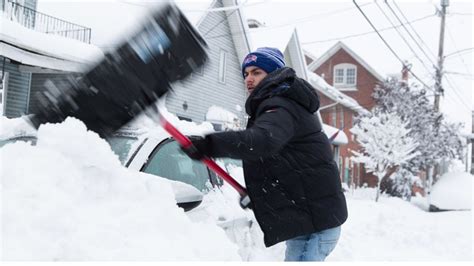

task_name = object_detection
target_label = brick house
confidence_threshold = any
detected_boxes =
[307,41,385,188]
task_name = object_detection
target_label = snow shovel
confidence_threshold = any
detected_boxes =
[157,111,251,209]
[27,3,208,138]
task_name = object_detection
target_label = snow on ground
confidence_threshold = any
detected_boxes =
[1,114,472,261]
[330,191,472,261]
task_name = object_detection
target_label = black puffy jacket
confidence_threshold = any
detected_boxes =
[204,67,348,247]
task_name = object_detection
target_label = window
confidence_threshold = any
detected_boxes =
[333,63,357,89]
[142,140,212,192]
[334,69,344,84]
[218,50,227,84]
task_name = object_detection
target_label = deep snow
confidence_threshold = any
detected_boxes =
[0,114,472,261]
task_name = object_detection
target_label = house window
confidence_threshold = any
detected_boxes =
[334,69,344,84]
[218,50,227,84]
[333,63,357,89]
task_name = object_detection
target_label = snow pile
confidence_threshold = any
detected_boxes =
[430,171,472,210]
[0,118,240,260]
[0,115,37,139]
[205,105,241,130]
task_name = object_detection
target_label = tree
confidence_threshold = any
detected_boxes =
[351,111,419,201]
[372,78,464,195]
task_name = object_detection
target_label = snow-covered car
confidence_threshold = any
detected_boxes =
[0,131,235,212]
[107,130,225,211]
[428,171,472,212]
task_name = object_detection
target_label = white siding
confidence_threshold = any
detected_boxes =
[165,0,247,124]
[2,57,32,118]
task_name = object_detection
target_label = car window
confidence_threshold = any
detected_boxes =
[142,140,212,192]
[107,135,144,166]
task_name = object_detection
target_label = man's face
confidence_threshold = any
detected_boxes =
[243,66,268,95]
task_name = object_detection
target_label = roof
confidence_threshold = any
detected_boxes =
[0,16,103,72]
[307,72,369,115]
[308,41,384,82]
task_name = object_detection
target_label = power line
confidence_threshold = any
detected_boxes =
[352,0,431,90]
[204,2,374,41]
[267,2,373,28]
[386,0,437,67]
[301,13,435,45]
[444,47,474,59]
[444,24,472,77]
[448,12,474,16]
[444,71,474,78]
[442,74,473,111]
[391,0,439,62]
[374,0,437,81]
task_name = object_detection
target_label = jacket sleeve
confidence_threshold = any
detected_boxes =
[204,97,298,161]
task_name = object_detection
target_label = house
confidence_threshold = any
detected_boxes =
[165,0,251,129]
[1,0,101,118]
[307,41,385,187]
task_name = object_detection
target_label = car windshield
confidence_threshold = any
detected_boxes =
[142,140,213,193]
[106,135,142,165]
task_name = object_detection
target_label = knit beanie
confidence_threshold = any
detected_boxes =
[241,47,285,77]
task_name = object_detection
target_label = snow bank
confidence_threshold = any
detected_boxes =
[430,171,472,210]
[0,115,37,139]
[329,195,472,261]
[0,118,240,260]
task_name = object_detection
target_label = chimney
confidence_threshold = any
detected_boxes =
[401,61,412,82]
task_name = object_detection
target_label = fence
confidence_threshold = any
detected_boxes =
[2,0,91,43]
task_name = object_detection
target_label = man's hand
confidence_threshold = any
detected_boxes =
[181,136,210,160]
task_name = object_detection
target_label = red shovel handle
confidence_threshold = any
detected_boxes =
[159,112,248,197]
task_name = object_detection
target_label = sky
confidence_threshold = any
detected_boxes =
[35,0,473,133]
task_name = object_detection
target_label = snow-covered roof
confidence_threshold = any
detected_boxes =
[308,41,384,82]
[0,16,103,72]
[308,72,369,115]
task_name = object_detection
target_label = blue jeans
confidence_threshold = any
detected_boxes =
[285,226,341,261]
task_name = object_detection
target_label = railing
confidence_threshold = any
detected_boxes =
[2,0,91,43]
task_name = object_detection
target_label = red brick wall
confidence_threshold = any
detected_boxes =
[314,48,381,187]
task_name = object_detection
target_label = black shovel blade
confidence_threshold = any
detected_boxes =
[28,3,208,138]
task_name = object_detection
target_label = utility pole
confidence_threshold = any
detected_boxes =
[434,0,449,112]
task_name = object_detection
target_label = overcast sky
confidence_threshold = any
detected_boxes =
[36,0,473,132]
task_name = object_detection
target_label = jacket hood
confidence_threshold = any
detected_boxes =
[245,67,320,116]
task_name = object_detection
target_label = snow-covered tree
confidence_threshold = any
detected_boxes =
[351,111,419,201]
[372,78,464,194]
